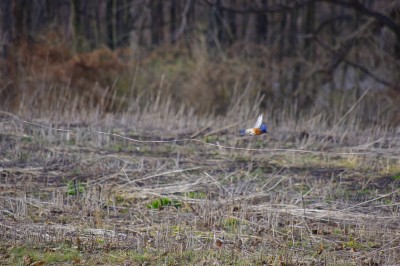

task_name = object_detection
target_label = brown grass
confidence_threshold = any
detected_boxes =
[0,91,400,265]
[1,29,400,127]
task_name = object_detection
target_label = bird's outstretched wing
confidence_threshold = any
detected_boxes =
[253,114,263,129]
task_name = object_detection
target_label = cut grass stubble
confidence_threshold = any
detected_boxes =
[0,89,400,265]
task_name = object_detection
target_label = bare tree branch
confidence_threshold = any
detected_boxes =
[202,0,400,39]
[313,35,400,90]
[201,0,314,14]
[172,0,192,41]
[319,0,400,39]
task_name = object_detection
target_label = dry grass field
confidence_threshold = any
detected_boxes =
[1,94,400,266]
[2,1,400,265]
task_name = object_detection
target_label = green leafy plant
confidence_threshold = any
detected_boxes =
[183,191,207,199]
[147,197,182,210]
[203,135,218,143]
[223,217,239,230]
[392,173,400,181]
[67,180,85,196]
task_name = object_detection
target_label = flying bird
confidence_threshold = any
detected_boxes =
[239,114,268,136]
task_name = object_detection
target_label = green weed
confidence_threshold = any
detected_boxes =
[147,197,182,210]
[67,180,85,195]
[392,173,400,181]
[223,217,240,231]
[21,136,33,143]
[8,246,80,265]
[183,191,207,199]
[203,135,218,143]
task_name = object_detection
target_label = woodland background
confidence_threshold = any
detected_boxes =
[1,0,400,125]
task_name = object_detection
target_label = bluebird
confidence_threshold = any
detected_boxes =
[239,114,268,136]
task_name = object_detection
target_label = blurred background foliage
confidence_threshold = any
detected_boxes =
[1,0,400,125]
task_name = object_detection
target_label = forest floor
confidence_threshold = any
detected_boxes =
[1,113,400,265]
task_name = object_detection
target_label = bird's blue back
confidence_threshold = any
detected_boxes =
[260,124,268,133]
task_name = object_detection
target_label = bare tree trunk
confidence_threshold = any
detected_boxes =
[256,0,268,44]
[277,12,287,60]
[290,7,301,95]
[71,0,85,52]
[207,0,223,55]
[304,0,315,60]
[388,1,400,86]
[0,0,16,109]
[13,0,32,46]
[0,1,13,58]
[151,0,163,46]
[119,0,132,46]
[169,0,178,43]
[106,0,117,49]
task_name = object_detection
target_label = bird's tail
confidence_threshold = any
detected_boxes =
[239,129,246,136]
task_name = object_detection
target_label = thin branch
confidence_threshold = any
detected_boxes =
[172,0,193,41]
[202,0,400,38]
[313,36,400,89]
[318,0,400,39]
[201,0,314,14]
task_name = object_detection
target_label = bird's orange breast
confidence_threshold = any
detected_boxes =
[253,128,262,135]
